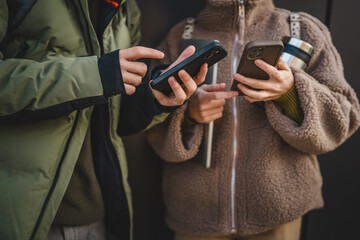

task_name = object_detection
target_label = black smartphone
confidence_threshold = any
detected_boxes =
[151,41,227,95]
[231,40,284,95]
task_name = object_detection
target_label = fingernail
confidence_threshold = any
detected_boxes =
[255,60,262,66]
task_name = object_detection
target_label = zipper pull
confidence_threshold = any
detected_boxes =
[239,0,245,17]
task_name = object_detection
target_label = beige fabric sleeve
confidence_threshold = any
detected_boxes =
[266,12,360,154]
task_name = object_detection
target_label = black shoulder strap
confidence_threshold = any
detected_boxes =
[0,0,37,49]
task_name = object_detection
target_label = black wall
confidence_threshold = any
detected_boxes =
[124,1,360,239]
[274,1,360,240]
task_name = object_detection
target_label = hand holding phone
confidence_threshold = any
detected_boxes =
[151,41,227,96]
[231,40,295,102]
[151,46,208,107]
[231,40,284,95]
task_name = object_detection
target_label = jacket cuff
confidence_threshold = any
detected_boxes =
[149,64,180,113]
[98,50,126,97]
[141,83,166,115]
[118,82,174,136]
[153,93,180,113]
[151,64,169,78]
[146,103,205,162]
[274,85,304,124]
[182,113,198,127]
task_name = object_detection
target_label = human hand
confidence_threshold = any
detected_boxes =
[151,46,208,106]
[119,46,164,95]
[187,83,238,123]
[233,58,294,102]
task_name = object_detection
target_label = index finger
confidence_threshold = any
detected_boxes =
[194,63,208,85]
[254,59,278,77]
[277,57,291,71]
[121,46,165,61]
[204,91,238,101]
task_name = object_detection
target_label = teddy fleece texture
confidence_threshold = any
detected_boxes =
[147,0,360,236]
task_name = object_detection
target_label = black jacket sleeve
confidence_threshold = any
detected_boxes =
[117,65,179,136]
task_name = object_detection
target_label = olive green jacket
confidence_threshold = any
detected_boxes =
[0,0,166,239]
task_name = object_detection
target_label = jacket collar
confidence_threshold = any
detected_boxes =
[196,0,274,31]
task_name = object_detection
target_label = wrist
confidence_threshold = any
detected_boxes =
[148,84,180,113]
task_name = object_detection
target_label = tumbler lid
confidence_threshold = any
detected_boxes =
[282,37,314,56]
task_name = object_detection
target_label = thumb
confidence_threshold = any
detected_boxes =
[200,83,226,92]
[166,45,196,70]
[277,57,291,71]
[177,45,196,63]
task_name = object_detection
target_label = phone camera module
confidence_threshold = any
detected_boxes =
[204,50,215,60]
[247,52,256,60]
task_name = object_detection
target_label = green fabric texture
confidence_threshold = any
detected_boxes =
[53,126,106,226]
[274,85,304,124]
[0,0,151,239]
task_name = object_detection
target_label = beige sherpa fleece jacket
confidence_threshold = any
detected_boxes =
[147,0,360,236]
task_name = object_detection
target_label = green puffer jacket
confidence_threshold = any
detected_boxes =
[0,0,167,239]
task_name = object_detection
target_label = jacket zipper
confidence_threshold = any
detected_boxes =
[81,1,132,238]
[30,112,81,240]
[230,0,245,234]
[99,2,123,54]
[79,0,96,55]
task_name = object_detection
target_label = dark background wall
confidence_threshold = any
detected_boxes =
[124,1,360,239]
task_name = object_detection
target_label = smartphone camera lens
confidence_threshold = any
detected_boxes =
[247,52,255,60]
[255,52,262,58]
[250,48,257,53]
[205,50,215,60]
